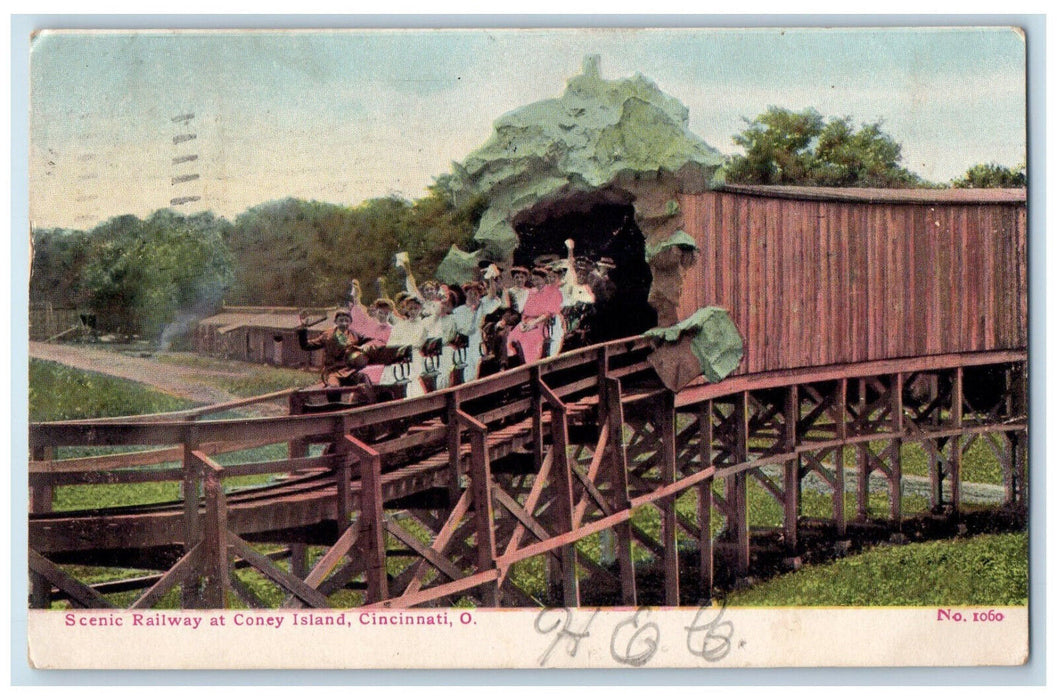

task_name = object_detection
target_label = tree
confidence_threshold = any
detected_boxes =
[76,211,233,339]
[724,106,923,187]
[952,162,1026,188]
[223,182,482,308]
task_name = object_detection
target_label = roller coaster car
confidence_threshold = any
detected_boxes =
[298,345,414,413]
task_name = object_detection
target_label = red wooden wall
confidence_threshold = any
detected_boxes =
[677,186,1027,375]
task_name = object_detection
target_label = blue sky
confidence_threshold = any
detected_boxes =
[29,26,1027,229]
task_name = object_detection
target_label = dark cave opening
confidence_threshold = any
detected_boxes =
[513,202,657,343]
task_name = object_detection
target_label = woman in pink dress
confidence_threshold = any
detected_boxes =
[507,267,563,365]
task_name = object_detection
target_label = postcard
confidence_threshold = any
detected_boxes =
[23,24,1030,670]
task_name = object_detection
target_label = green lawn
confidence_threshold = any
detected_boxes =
[29,359,195,422]
[725,532,1027,607]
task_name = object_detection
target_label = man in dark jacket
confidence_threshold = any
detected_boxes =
[297,308,372,387]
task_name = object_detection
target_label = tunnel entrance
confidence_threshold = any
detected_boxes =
[513,202,656,344]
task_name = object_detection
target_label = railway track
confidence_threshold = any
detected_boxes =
[28,339,1027,609]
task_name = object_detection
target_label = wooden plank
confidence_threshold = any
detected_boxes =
[834,378,847,534]
[659,392,680,606]
[28,438,277,475]
[385,516,464,582]
[604,377,637,607]
[950,367,964,514]
[28,549,115,609]
[855,378,870,521]
[364,569,499,610]
[571,423,610,527]
[463,415,499,606]
[447,393,463,505]
[181,420,201,608]
[550,402,579,607]
[228,533,330,608]
[302,523,361,590]
[697,401,714,598]
[733,392,750,574]
[404,491,472,596]
[199,454,230,608]
[890,374,904,525]
[344,435,388,602]
[783,385,799,551]
[129,544,202,610]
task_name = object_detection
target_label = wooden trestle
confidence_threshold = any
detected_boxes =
[28,340,1027,609]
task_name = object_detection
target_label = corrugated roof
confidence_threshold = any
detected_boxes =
[715,184,1026,204]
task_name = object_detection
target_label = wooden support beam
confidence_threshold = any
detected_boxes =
[182,418,201,608]
[733,392,750,574]
[783,385,800,551]
[29,549,115,609]
[29,444,54,609]
[890,374,904,526]
[385,516,464,583]
[130,544,202,610]
[288,392,308,459]
[697,401,714,598]
[29,445,54,515]
[550,400,580,607]
[199,453,230,609]
[459,410,500,607]
[228,533,330,608]
[531,367,545,476]
[856,378,870,521]
[572,423,610,527]
[290,543,309,580]
[834,378,847,534]
[405,491,471,596]
[305,524,361,590]
[334,434,353,530]
[446,393,463,504]
[660,391,680,606]
[498,450,554,569]
[950,367,963,515]
[604,377,637,607]
[344,435,388,602]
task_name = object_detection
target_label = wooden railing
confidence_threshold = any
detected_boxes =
[27,340,1025,610]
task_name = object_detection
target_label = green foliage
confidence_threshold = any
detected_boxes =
[32,210,234,340]
[31,183,480,338]
[725,106,923,187]
[224,183,481,307]
[29,359,194,422]
[725,532,1028,606]
[952,162,1026,188]
[29,227,95,308]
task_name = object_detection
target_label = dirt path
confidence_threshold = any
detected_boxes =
[30,341,245,406]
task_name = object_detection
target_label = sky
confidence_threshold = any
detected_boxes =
[28,26,1027,230]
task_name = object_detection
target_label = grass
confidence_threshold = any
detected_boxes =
[724,532,1028,607]
[29,359,195,422]
[155,351,317,397]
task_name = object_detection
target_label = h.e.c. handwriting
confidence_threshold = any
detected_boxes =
[534,602,735,667]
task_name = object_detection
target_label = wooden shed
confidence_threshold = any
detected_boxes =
[194,306,328,369]
[674,185,1027,375]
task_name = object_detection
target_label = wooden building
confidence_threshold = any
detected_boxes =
[194,306,328,368]
[676,185,1027,376]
